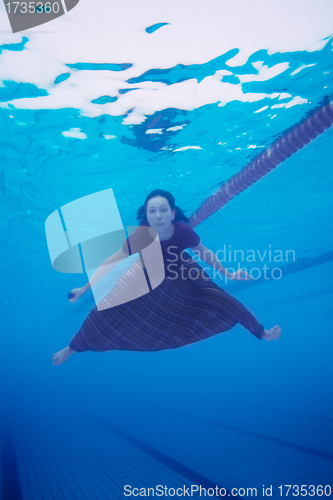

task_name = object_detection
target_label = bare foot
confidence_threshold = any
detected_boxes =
[52,346,74,365]
[262,325,281,341]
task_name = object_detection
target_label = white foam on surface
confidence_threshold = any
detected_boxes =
[62,128,87,139]
[0,0,332,122]
[166,125,186,131]
[255,106,268,113]
[174,146,202,152]
[237,62,290,83]
[291,63,317,76]
[271,96,309,109]
[146,128,163,134]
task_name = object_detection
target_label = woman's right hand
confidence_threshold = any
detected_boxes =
[68,287,86,303]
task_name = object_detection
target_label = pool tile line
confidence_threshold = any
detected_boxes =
[92,417,244,499]
[200,420,333,462]
[164,411,333,463]
[1,419,23,500]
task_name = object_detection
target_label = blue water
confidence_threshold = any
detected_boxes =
[0,33,333,500]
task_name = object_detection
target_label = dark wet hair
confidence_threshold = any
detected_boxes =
[136,189,189,225]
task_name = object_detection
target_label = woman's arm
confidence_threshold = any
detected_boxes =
[191,242,251,281]
[83,248,129,291]
[69,248,129,302]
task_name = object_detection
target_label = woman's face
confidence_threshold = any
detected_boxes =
[146,196,175,231]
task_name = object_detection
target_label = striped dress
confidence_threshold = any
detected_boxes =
[69,222,264,352]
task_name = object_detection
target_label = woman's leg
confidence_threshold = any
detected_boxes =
[52,346,74,365]
[218,290,281,340]
[262,325,281,341]
[180,255,281,341]
[217,290,265,338]
[182,254,265,339]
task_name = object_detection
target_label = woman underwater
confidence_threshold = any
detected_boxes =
[53,189,281,365]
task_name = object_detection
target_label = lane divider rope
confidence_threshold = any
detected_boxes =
[189,96,333,228]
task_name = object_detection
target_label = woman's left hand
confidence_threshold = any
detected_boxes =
[229,270,252,281]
